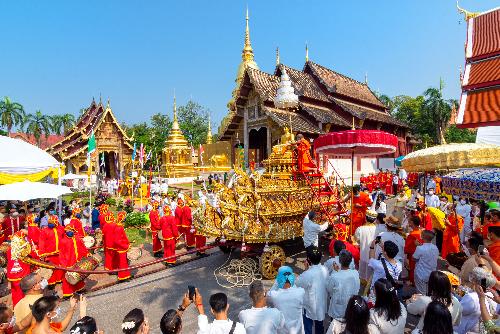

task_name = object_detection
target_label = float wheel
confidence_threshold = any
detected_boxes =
[259,245,285,279]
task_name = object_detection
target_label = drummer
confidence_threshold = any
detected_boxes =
[59,225,89,297]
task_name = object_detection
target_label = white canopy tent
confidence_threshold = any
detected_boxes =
[0,135,62,184]
[0,180,72,201]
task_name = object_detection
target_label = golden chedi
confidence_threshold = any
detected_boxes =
[161,97,196,178]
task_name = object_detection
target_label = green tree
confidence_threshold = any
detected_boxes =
[445,125,477,143]
[149,113,172,167]
[177,100,209,147]
[24,110,52,147]
[0,97,24,134]
[51,113,76,135]
[422,85,452,145]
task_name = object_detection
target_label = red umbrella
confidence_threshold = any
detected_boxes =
[314,130,398,234]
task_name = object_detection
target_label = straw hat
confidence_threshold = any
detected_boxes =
[366,210,378,220]
[384,215,402,229]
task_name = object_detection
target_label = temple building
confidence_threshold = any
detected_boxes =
[161,97,196,178]
[218,10,413,169]
[47,98,133,178]
[456,4,500,145]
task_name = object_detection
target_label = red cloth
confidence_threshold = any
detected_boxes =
[351,192,373,234]
[38,226,64,285]
[27,223,40,247]
[68,218,85,238]
[2,216,23,239]
[314,130,398,156]
[328,239,360,266]
[149,209,162,253]
[296,138,315,172]
[112,223,131,281]
[160,215,179,263]
[442,214,464,259]
[102,222,116,270]
[476,223,493,240]
[488,241,500,268]
[404,229,423,284]
[59,235,89,296]
[6,249,31,307]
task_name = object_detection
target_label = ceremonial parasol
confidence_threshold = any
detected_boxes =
[401,143,500,172]
[442,168,500,202]
[314,130,398,233]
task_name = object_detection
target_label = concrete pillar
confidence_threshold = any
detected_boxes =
[243,108,249,168]
[266,123,272,158]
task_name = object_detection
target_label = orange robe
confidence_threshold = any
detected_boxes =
[296,139,315,172]
[351,192,373,234]
[488,241,500,269]
[441,214,464,259]
[404,229,423,284]
[434,176,442,194]
[59,234,89,296]
[149,209,162,253]
[160,215,179,263]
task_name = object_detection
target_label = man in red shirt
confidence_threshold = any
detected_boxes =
[329,223,360,266]
[38,215,64,286]
[149,201,162,257]
[59,225,89,297]
[160,206,178,265]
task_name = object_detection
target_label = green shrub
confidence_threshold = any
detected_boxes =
[124,212,148,229]
[105,198,116,206]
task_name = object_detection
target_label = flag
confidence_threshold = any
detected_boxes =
[100,152,105,168]
[88,130,96,155]
[139,143,145,167]
[132,142,137,161]
[146,150,152,162]
[199,144,204,165]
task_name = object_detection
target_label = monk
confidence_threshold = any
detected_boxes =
[349,185,373,234]
[404,216,423,284]
[441,205,464,259]
[292,133,315,172]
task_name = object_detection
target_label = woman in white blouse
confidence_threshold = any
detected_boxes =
[327,295,380,334]
[369,278,407,334]
[411,301,456,334]
[406,271,462,330]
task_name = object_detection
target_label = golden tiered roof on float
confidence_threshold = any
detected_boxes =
[161,97,196,178]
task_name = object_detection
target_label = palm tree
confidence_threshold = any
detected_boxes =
[0,97,24,134]
[24,110,52,147]
[422,83,451,145]
[51,113,75,135]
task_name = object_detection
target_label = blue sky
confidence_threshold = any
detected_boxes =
[0,0,496,130]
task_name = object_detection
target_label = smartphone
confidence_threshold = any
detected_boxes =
[478,245,485,255]
[188,285,196,301]
[375,236,382,244]
[480,278,487,292]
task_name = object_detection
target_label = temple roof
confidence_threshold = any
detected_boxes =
[47,99,132,160]
[458,7,500,128]
[305,61,386,108]
[331,98,408,127]
[299,102,351,127]
[262,107,323,134]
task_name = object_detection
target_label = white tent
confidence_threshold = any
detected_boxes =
[476,126,500,146]
[0,135,62,184]
[0,180,72,201]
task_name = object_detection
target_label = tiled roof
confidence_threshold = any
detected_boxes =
[9,133,64,150]
[278,65,330,102]
[458,87,500,127]
[306,61,386,108]
[332,98,408,128]
[470,9,500,60]
[465,57,500,88]
[246,68,280,102]
[263,107,323,134]
[299,102,351,127]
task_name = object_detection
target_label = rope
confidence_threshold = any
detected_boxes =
[214,250,262,288]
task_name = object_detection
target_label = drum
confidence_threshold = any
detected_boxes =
[0,242,10,267]
[83,236,95,249]
[94,229,103,248]
[65,254,102,285]
[127,247,142,261]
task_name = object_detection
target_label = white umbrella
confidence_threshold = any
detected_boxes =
[61,173,88,180]
[0,180,72,201]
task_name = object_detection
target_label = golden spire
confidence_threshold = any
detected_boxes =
[242,7,254,61]
[207,114,213,144]
[364,72,368,85]
[106,98,111,111]
[276,47,280,65]
[305,43,309,62]
[456,1,480,20]
[172,94,180,130]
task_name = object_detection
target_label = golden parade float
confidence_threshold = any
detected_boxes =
[193,130,342,278]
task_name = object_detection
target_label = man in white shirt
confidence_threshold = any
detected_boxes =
[353,210,377,281]
[425,188,440,208]
[368,240,402,290]
[326,250,360,319]
[302,211,329,249]
[375,215,405,263]
[268,266,305,334]
[413,230,440,294]
[238,281,284,334]
[324,240,355,274]
[295,246,328,334]
[196,290,246,334]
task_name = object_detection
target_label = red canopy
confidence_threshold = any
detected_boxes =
[314,130,398,156]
